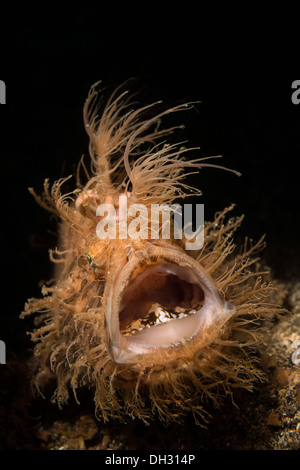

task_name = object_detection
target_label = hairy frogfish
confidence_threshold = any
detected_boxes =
[21,82,280,424]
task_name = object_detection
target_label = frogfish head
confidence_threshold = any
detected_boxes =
[22,82,280,424]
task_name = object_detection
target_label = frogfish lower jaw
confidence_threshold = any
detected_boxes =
[105,244,236,364]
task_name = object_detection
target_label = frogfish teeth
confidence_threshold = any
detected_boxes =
[22,82,280,424]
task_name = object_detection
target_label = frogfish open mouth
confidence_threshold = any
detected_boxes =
[22,82,280,424]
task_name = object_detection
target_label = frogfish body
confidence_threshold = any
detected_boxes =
[22,82,279,424]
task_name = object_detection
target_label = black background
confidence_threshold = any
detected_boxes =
[0,4,299,427]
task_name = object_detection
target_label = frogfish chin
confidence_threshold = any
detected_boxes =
[21,82,280,424]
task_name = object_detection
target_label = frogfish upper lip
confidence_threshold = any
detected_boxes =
[105,245,235,364]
